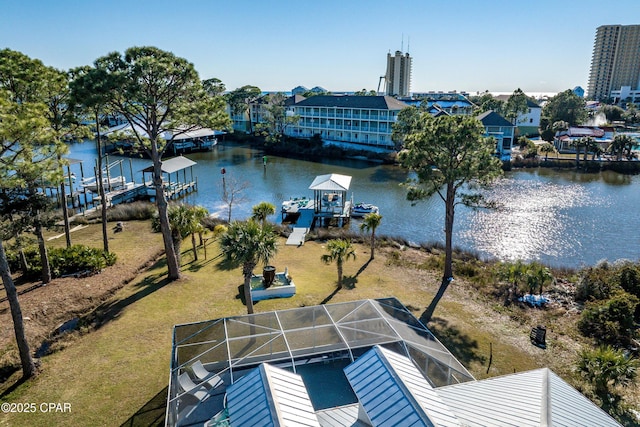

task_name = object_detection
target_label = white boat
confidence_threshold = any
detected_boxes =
[351,202,379,217]
[281,197,309,214]
[81,176,127,192]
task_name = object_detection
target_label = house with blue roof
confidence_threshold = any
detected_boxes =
[477,110,515,161]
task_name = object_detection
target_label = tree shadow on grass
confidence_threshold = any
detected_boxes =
[119,386,167,427]
[320,276,358,305]
[85,265,172,331]
[427,316,487,368]
[355,259,372,278]
[236,284,258,310]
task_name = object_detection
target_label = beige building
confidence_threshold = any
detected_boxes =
[587,24,640,101]
[385,50,412,97]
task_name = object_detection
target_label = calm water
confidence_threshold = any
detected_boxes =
[66,141,640,269]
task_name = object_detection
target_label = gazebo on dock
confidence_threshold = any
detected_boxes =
[309,173,352,224]
[142,155,198,200]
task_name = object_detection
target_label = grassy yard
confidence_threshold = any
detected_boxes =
[0,222,632,425]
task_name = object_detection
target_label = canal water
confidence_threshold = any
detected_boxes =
[66,141,640,269]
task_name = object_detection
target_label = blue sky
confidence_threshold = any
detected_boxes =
[2,0,639,95]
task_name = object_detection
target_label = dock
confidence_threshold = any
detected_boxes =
[286,202,316,246]
[284,174,354,246]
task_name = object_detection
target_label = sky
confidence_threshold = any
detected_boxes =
[2,0,639,96]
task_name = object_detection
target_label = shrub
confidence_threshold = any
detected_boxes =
[49,245,117,277]
[107,201,156,221]
[5,245,41,277]
[617,263,640,298]
[576,265,619,302]
[577,291,639,346]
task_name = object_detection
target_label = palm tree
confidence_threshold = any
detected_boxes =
[220,220,278,314]
[538,142,556,160]
[251,202,276,227]
[360,213,382,260]
[167,204,209,264]
[608,134,635,160]
[577,345,638,401]
[525,262,553,294]
[321,239,356,288]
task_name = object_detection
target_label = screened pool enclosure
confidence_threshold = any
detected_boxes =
[166,298,474,426]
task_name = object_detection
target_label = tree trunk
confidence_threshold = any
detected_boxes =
[58,155,72,248]
[243,266,254,314]
[0,238,36,379]
[15,232,29,272]
[153,157,180,281]
[95,116,109,253]
[337,260,343,288]
[370,231,376,260]
[423,184,455,322]
[171,232,182,269]
[191,233,198,261]
[34,218,51,284]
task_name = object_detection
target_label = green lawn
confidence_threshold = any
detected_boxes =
[0,224,585,426]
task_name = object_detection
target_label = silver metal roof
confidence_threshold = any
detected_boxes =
[315,404,369,427]
[344,346,460,427]
[309,174,352,191]
[437,368,622,427]
[167,298,473,426]
[141,155,196,174]
[226,363,320,427]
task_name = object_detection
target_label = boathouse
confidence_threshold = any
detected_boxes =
[309,173,352,225]
[142,156,198,200]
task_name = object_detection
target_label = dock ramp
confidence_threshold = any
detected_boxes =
[286,227,308,246]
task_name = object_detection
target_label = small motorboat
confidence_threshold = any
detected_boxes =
[351,202,379,217]
[281,197,309,214]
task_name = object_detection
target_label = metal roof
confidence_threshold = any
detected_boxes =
[437,368,622,427]
[344,346,460,427]
[294,95,408,111]
[308,174,352,191]
[105,123,219,141]
[226,363,320,427]
[141,155,196,174]
[167,298,473,426]
[315,404,368,427]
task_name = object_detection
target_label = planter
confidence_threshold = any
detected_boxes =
[263,266,276,287]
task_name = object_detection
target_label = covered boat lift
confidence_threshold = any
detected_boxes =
[309,173,352,226]
[142,155,198,200]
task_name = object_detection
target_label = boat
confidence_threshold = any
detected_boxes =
[80,176,127,192]
[281,197,309,214]
[351,202,379,217]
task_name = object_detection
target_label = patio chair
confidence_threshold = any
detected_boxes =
[191,360,224,389]
[178,372,210,402]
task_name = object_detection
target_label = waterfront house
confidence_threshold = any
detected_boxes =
[477,110,515,160]
[166,298,621,427]
[285,95,409,150]
[554,126,614,153]
[495,95,542,137]
[409,91,475,116]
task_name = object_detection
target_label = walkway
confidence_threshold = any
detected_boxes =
[285,204,315,246]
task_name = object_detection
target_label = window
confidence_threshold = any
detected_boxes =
[530,118,533,123]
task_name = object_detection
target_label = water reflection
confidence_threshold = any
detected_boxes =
[65,141,640,268]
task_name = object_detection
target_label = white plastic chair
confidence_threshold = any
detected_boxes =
[191,360,223,389]
[178,372,210,402]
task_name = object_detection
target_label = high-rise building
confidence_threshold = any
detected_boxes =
[587,24,640,101]
[385,50,412,97]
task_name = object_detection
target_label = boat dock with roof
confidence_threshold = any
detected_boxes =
[56,155,198,218]
[284,173,352,246]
